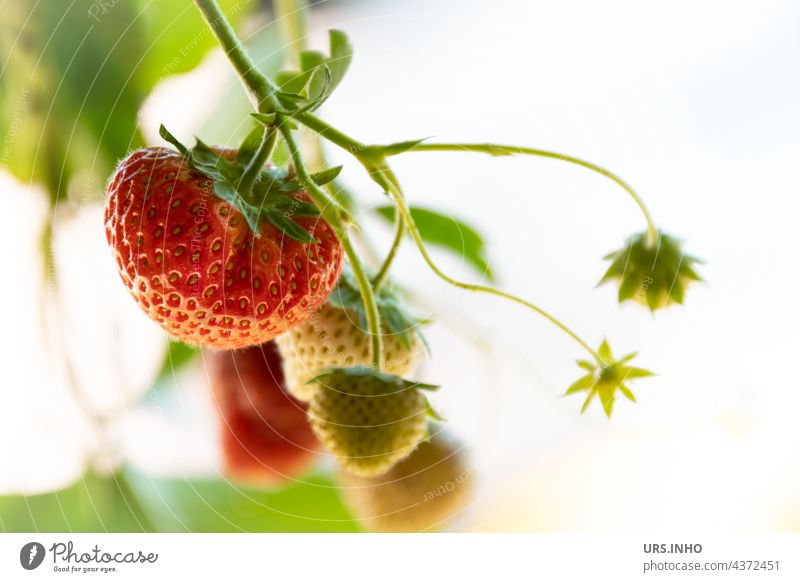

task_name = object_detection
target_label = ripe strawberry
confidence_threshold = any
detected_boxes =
[275,303,423,402]
[307,367,437,477]
[208,341,321,485]
[104,129,344,349]
[339,431,473,532]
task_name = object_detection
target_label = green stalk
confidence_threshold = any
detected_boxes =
[291,110,603,362]
[372,213,404,291]
[193,0,280,112]
[193,0,600,365]
[278,118,384,369]
[370,161,603,364]
[384,142,658,246]
[192,0,384,369]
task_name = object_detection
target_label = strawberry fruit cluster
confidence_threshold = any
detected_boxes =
[103,2,703,531]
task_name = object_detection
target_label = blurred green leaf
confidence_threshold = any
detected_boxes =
[0,0,248,203]
[0,468,358,532]
[155,341,199,383]
[122,467,358,532]
[376,205,494,281]
[0,473,152,532]
[133,0,244,88]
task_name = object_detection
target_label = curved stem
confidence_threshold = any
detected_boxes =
[372,211,404,291]
[278,118,384,370]
[193,0,279,111]
[192,0,597,366]
[371,162,602,364]
[288,116,602,362]
[384,142,659,246]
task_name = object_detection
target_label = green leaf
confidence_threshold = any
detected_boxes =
[0,472,152,532]
[580,392,595,414]
[598,339,613,361]
[0,0,248,203]
[119,467,358,532]
[565,375,594,395]
[623,367,655,379]
[375,205,494,281]
[326,264,426,350]
[425,400,447,422]
[133,0,245,88]
[310,166,343,187]
[274,30,353,114]
[155,341,198,382]
[618,384,637,403]
[236,125,266,166]
[159,125,188,156]
[251,113,277,128]
[380,137,432,156]
[264,208,319,243]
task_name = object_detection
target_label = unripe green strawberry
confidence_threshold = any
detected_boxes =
[307,368,437,477]
[339,431,473,532]
[275,303,423,402]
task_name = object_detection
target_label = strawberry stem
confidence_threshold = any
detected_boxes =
[277,116,385,370]
[382,142,659,247]
[193,0,385,369]
[370,160,605,364]
[372,211,404,291]
[193,0,603,366]
[193,0,281,113]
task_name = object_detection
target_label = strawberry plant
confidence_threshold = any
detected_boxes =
[99,0,704,529]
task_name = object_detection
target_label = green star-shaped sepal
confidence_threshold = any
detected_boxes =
[565,340,654,418]
[599,230,703,311]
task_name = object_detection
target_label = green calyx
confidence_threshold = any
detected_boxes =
[565,340,655,418]
[599,230,703,311]
[325,263,428,351]
[158,124,341,243]
[308,366,439,393]
[308,366,444,424]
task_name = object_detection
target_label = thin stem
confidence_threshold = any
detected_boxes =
[289,116,602,361]
[278,118,384,369]
[371,162,603,364]
[193,0,279,111]
[372,212,404,290]
[237,126,277,194]
[384,142,659,246]
[295,112,367,155]
[191,0,596,365]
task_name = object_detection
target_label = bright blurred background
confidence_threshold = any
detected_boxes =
[2,0,800,531]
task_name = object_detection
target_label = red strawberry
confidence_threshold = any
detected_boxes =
[104,141,344,349]
[208,341,321,485]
